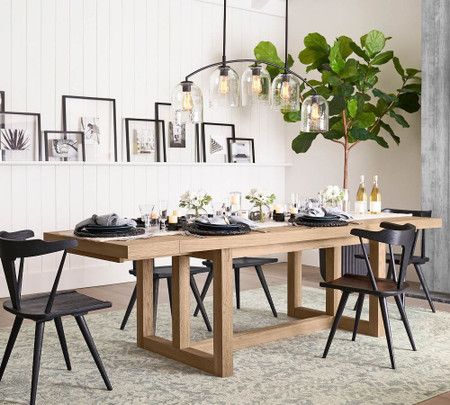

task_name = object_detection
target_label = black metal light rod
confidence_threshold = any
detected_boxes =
[222,0,227,65]
[184,58,317,94]
[284,0,289,72]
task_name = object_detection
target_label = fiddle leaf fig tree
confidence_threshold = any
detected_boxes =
[254,30,421,189]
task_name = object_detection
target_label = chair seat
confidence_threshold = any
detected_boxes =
[129,265,210,278]
[3,290,112,321]
[320,275,409,296]
[203,256,278,269]
[354,253,429,266]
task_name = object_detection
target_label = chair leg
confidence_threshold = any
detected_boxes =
[30,322,45,405]
[234,268,241,309]
[193,270,213,317]
[414,264,436,313]
[255,265,278,317]
[190,275,212,332]
[75,315,112,391]
[120,285,137,330]
[0,316,23,381]
[322,291,349,359]
[394,295,416,351]
[379,297,396,369]
[54,317,71,370]
[153,277,159,332]
[352,293,365,341]
[167,278,173,315]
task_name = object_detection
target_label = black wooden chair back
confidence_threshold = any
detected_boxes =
[350,222,416,291]
[382,208,431,259]
[0,230,78,314]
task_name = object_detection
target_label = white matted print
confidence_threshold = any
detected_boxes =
[43,131,85,162]
[227,137,255,163]
[201,122,235,163]
[155,102,199,162]
[62,96,117,162]
[125,118,164,162]
[0,112,41,161]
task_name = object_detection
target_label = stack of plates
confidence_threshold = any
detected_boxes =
[75,224,145,238]
[295,214,348,228]
[185,221,251,236]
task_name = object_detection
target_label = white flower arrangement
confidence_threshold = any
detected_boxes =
[179,190,212,214]
[319,185,344,205]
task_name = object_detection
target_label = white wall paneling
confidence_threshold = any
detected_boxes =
[0,0,292,296]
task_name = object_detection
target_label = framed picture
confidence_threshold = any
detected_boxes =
[227,137,255,163]
[125,118,165,162]
[154,102,201,162]
[62,95,118,162]
[43,131,85,162]
[0,111,42,161]
[201,122,235,163]
[0,91,5,112]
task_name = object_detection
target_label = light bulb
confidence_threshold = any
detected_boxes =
[219,74,230,94]
[182,91,193,111]
[310,102,321,120]
[280,80,291,101]
[251,74,263,95]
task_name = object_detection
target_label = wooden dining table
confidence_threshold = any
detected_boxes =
[44,214,442,377]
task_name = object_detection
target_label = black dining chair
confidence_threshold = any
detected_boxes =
[354,208,435,312]
[0,230,112,405]
[193,257,279,318]
[120,261,212,331]
[320,222,417,369]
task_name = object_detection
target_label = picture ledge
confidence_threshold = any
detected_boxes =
[0,161,292,168]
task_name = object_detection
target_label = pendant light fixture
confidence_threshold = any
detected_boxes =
[171,0,329,133]
[270,0,301,112]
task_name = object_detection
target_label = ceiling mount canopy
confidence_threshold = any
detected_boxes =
[171,0,329,133]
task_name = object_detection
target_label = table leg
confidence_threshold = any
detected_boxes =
[136,259,154,347]
[172,256,191,349]
[325,247,342,316]
[369,240,387,337]
[287,251,302,317]
[212,249,233,377]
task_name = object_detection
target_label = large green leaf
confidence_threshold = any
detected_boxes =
[406,68,421,77]
[371,50,393,65]
[304,32,329,52]
[380,121,400,145]
[322,71,343,87]
[373,88,396,103]
[329,41,345,74]
[292,132,318,153]
[340,59,359,79]
[329,96,346,115]
[400,83,421,95]
[347,99,358,118]
[389,110,410,128]
[354,112,377,128]
[350,127,372,140]
[396,92,420,113]
[254,41,293,78]
[336,35,353,59]
[323,130,343,140]
[283,111,301,123]
[350,42,370,62]
[363,30,386,56]
[392,57,405,77]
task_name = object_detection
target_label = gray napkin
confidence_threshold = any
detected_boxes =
[75,213,136,231]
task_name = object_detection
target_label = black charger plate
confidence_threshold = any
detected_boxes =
[185,222,251,236]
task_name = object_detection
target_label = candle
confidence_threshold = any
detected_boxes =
[151,211,159,220]
[289,207,297,215]
[172,209,179,217]
[275,204,284,214]
[168,215,178,224]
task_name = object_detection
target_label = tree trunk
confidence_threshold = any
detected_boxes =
[342,110,349,190]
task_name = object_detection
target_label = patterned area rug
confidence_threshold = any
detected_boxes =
[0,285,449,405]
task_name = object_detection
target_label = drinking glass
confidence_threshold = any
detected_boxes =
[159,200,168,231]
[139,204,152,229]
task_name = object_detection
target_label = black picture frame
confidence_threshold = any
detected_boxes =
[62,95,118,162]
[154,102,201,162]
[227,137,255,163]
[0,91,5,112]
[0,111,42,161]
[124,118,166,162]
[43,130,86,162]
[201,122,236,163]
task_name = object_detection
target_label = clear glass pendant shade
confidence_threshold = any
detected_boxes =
[300,94,329,133]
[171,81,203,125]
[241,65,271,106]
[271,73,301,112]
[209,66,240,108]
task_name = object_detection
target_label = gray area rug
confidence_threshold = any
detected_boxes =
[0,285,449,404]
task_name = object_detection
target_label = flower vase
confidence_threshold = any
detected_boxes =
[249,204,271,223]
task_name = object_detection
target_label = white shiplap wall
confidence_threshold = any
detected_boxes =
[0,0,290,296]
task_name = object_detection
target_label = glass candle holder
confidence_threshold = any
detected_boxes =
[229,191,241,213]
